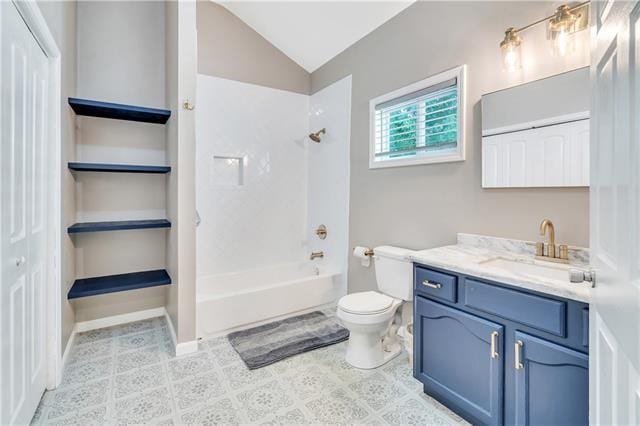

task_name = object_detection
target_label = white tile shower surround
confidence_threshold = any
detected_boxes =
[32,315,468,425]
[307,76,352,283]
[196,75,309,278]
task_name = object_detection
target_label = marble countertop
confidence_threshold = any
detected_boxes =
[410,234,591,303]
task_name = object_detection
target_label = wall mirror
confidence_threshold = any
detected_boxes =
[481,67,589,188]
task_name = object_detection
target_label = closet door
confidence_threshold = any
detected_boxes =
[0,2,49,424]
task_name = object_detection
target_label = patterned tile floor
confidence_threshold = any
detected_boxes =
[32,315,469,425]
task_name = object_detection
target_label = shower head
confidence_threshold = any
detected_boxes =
[309,128,326,143]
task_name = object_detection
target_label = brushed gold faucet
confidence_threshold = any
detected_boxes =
[310,251,324,260]
[536,219,569,263]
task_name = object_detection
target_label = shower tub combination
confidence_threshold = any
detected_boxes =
[196,262,343,338]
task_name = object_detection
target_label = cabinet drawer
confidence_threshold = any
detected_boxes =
[465,279,566,336]
[415,267,457,303]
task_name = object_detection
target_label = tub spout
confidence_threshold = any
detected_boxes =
[310,251,324,260]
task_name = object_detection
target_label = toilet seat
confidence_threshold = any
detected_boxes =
[338,291,395,315]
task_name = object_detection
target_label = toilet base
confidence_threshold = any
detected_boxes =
[344,328,403,369]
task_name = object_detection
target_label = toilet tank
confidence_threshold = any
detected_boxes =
[374,246,415,301]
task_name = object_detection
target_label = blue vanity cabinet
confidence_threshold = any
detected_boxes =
[415,296,504,425]
[513,332,589,426]
[413,263,589,426]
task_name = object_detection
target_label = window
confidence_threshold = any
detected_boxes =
[369,65,466,168]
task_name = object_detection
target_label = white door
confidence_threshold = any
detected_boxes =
[1,2,49,424]
[590,0,640,424]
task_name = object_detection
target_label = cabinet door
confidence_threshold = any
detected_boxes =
[415,297,504,425]
[513,332,588,425]
[482,119,590,188]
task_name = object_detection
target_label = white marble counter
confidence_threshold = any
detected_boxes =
[410,234,591,303]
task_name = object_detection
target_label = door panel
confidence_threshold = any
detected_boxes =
[415,296,504,425]
[1,2,49,424]
[9,276,26,420]
[591,1,640,424]
[514,332,588,426]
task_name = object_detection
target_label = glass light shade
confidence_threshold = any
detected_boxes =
[500,28,522,71]
[502,44,522,71]
[547,5,578,57]
[550,28,576,56]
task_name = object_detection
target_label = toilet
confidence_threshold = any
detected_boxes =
[337,246,414,369]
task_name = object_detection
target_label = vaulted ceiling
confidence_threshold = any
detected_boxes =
[219,1,415,72]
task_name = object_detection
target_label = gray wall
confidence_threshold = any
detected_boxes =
[311,1,590,294]
[37,0,77,355]
[77,1,165,106]
[482,67,590,131]
[197,1,310,94]
[73,1,168,321]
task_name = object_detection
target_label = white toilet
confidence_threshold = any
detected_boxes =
[337,246,413,369]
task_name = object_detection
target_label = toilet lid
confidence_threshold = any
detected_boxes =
[338,291,394,315]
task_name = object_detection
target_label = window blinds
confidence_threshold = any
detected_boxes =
[374,77,458,159]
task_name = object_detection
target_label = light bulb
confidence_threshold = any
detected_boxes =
[548,5,578,57]
[500,28,522,71]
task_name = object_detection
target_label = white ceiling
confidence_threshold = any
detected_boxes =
[219,1,414,72]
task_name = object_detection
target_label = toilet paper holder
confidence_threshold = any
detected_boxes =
[361,248,374,256]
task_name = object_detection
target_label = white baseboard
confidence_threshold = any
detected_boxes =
[60,325,77,372]
[163,308,178,348]
[175,340,199,356]
[163,308,198,357]
[62,306,197,372]
[74,307,166,333]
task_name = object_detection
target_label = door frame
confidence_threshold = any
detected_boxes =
[11,0,63,389]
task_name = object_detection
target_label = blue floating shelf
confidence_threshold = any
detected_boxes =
[69,162,171,174]
[68,219,171,234]
[68,97,171,124]
[68,269,171,299]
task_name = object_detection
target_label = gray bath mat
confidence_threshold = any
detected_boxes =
[228,311,349,369]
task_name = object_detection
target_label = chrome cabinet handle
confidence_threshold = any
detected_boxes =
[422,280,442,289]
[515,340,524,370]
[490,331,499,359]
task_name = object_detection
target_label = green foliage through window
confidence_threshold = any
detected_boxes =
[425,89,457,148]
[380,86,458,158]
[388,106,417,157]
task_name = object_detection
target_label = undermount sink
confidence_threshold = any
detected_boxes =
[479,257,573,282]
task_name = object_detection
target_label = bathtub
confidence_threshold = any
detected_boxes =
[196,262,343,338]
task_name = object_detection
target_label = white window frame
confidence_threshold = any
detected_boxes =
[369,65,467,169]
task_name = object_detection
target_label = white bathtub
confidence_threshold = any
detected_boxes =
[196,262,343,338]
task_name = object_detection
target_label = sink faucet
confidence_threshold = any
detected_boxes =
[536,219,569,263]
[539,219,556,258]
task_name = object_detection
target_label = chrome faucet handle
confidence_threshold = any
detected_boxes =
[569,268,596,287]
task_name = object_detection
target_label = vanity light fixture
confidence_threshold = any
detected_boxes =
[548,5,580,56]
[500,1,590,70]
[500,27,522,71]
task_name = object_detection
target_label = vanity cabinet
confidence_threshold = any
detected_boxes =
[413,264,589,426]
[415,297,504,425]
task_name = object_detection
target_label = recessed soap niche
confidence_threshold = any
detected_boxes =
[213,155,245,186]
